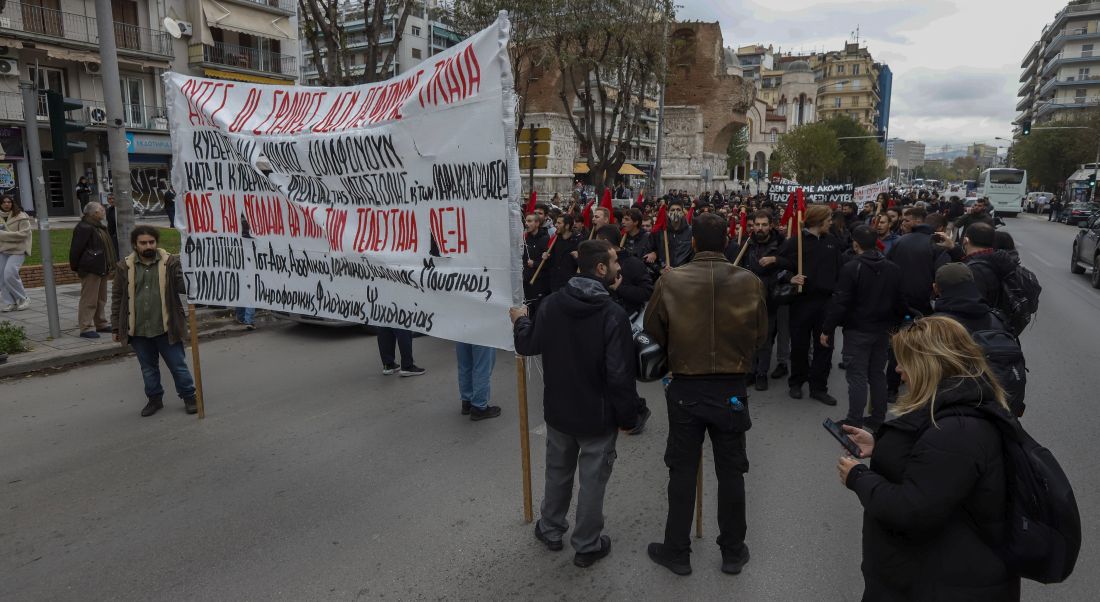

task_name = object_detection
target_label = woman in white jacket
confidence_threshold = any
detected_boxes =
[0,195,32,311]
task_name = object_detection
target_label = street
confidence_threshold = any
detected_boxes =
[1,215,1096,601]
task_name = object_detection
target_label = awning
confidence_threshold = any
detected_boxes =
[43,47,103,63]
[618,163,645,176]
[432,25,463,44]
[202,0,294,40]
[573,162,590,174]
[203,68,293,85]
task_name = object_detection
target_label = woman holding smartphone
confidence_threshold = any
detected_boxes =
[835,316,1019,601]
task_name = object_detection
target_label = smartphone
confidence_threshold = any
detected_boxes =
[823,418,863,458]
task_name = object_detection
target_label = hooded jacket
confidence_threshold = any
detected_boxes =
[846,377,1019,601]
[932,278,1001,333]
[776,228,844,298]
[822,251,906,334]
[887,224,951,315]
[964,249,1018,312]
[654,223,694,269]
[724,230,786,294]
[513,275,639,437]
[111,249,189,346]
[0,210,32,256]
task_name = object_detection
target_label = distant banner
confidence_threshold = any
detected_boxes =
[164,15,522,349]
[767,182,854,205]
[853,178,890,207]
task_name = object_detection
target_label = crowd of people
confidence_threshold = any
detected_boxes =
[511,181,1056,599]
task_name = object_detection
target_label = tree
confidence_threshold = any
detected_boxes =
[821,116,887,185]
[547,0,675,192]
[775,122,842,184]
[726,125,748,176]
[1012,110,1100,190]
[299,0,419,86]
[450,0,550,135]
[951,155,979,181]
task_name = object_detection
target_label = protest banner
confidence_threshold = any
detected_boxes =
[767,182,854,205]
[854,178,891,208]
[164,14,522,351]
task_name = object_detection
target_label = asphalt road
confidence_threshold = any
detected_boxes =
[1,213,1097,601]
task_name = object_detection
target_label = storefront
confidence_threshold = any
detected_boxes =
[0,127,31,213]
[125,133,173,216]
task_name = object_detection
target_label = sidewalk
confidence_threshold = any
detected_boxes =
[0,281,277,378]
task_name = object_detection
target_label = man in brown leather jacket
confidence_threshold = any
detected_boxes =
[643,212,767,577]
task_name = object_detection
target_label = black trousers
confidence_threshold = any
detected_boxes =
[663,393,749,557]
[788,295,834,392]
[377,327,414,369]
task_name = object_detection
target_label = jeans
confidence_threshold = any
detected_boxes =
[456,343,495,409]
[841,329,890,425]
[235,306,256,325]
[377,327,414,369]
[0,252,27,305]
[539,425,618,554]
[789,295,834,392]
[662,393,749,557]
[129,334,196,400]
[775,305,790,365]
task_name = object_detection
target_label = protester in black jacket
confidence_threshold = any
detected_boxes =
[886,206,950,317]
[546,215,580,292]
[620,208,653,259]
[822,226,906,430]
[932,263,1002,333]
[962,222,1016,312]
[511,240,640,567]
[654,200,694,270]
[776,204,843,404]
[594,225,653,316]
[837,317,1019,601]
[522,214,551,316]
[726,209,786,390]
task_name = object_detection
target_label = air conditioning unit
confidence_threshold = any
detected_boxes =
[0,46,11,56]
[87,106,107,125]
[0,59,19,77]
[176,20,194,37]
[85,62,101,75]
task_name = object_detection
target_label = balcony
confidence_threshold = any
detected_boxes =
[0,2,172,58]
[1016,95,1034,112]
[220,0,296,15]
[1051,2,1100,36]
[1045,27,1100,57]
[1017,78,1035,97]
[0,92,168,131]
[1039,74,1100,98]
[1035,97,1100,120]
[1041,51,1100,77]
[193,42,297,77]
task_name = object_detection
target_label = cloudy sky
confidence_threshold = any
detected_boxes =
[678,0,1063,152]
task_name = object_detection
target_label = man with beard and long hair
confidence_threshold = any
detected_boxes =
[654,200,694,271]
[725,209,787,391]
[110,225,197,417]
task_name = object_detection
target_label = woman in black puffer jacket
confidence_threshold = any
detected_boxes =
[836,316,1020,601]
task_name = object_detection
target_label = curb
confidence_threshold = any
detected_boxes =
[0,314,286,380]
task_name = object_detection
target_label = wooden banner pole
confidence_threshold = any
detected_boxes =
[516,355,533,523]
[662,229,671,269]
[733,238,750,267]
[796,210,804,294]
[695,452,704,539]
[187,304,205,419]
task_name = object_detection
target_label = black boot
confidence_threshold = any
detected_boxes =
[648,542,692,575]
[141,396,163,417]
[184,396,198,415]
[721,544,750,575]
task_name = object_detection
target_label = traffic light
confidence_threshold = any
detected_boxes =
[1088,173,1096,189]
[46,91,87,159]
[1021,120,1032,136]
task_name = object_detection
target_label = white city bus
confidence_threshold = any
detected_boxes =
[976,168,1026,218]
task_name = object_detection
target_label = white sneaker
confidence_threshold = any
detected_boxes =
[14,299,30,311]
[0,303,14,312]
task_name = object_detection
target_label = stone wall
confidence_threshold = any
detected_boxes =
[19,264,81,289]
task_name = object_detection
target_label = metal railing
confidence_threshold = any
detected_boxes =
[0,2,172,56]
[226,0,296,13]
[0,92,168,131]
[201,42,297,76]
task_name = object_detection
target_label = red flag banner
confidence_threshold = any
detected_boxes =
[526,189,537,214]
[581,200,595,229]
[652,204,668,232]
[600,188,616,224]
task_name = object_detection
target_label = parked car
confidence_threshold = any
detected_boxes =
[1070,213,1100,288]
[1024,192,1050,214]
[272,310,378,333]
[1061,202,1096,227]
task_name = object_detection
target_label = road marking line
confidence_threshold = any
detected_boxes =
[1029,252,1054,268]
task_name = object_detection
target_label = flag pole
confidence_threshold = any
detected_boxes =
[187,303,205,419]
[796,209,804,293]
[516,355,533,523]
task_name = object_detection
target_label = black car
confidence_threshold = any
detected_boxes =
[1070,213,1100,288]
[1061,202,1096,227]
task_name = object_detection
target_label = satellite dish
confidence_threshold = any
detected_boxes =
[163,17,182,39]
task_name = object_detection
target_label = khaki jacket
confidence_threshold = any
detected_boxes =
[644,251,768,376]
[111,249,189,345]
[0,211,33,256]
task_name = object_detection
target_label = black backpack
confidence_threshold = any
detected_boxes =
[939,405,1081,584]
[1000,264,1042,335]
[971,315,1027,417]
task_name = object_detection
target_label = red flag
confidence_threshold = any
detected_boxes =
[635,189,645,208]
[652,204,668,232]
[685,207,694,224]
[796,188,807,214]
[581,200,595,229]
[779,193,796,229]
[875,239,885,252]
[600,188,615,224]
[546,233,558,251]
[526,190,537,214]
[739,209,748,236]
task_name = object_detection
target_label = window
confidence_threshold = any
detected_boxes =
[769,129,778,143]
[836,64,845,74]
[1081,67,1092,80]
[1076,88,1088,103]
[836,82,845,92]
[1084,44,1094,57]
[852,64,860,75]
[834,97,842,108]
[853,96,860,107]
[411,25,422,36]
[28,66,65,118]
[412,48,422,59]
[852,79,861,89]
[120,78,144,127]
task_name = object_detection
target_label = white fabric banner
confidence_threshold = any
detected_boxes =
[164,15,522,349]
[854,178,891,207]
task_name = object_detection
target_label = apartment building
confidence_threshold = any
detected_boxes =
[300,0,462,85]
[0,0,300,216]
[1018,1,1100,130]
[812,43,883,132]
[886,138,925,172]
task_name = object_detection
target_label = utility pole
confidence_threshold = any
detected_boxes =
[19,77,61,339]
[94,0,135,258]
